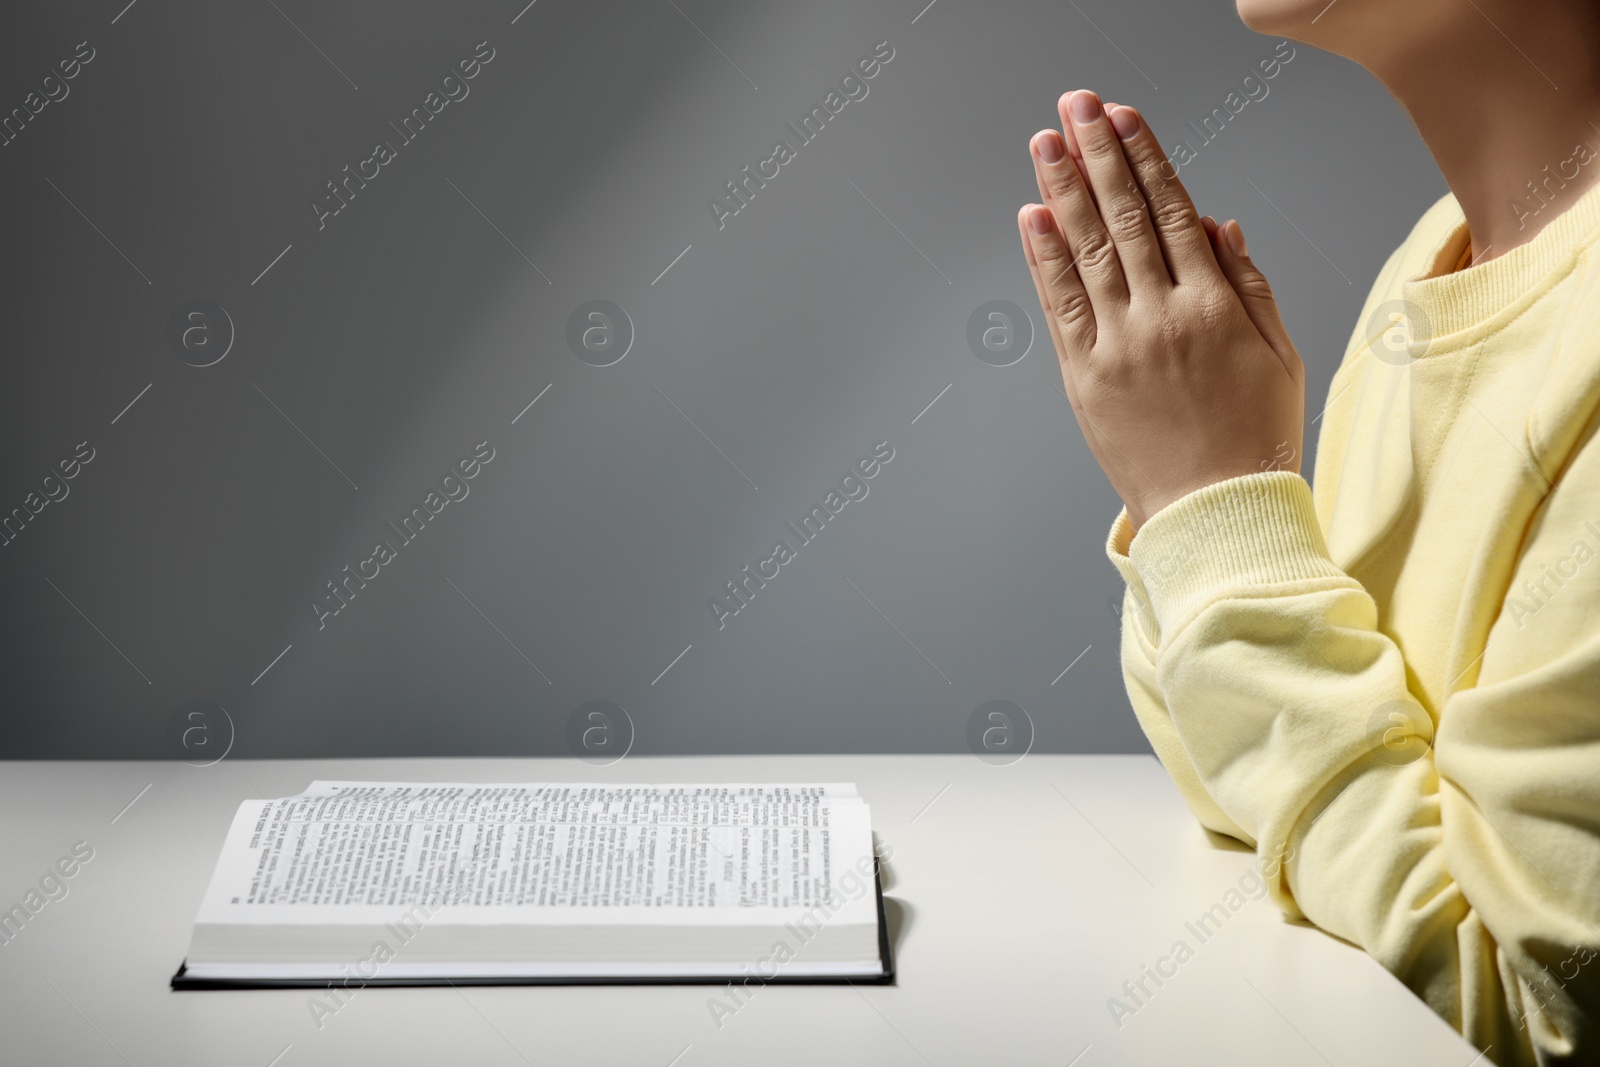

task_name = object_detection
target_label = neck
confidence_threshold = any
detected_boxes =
[1360,7,1600,265]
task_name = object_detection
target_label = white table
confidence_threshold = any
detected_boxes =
[0,756,1481,1066]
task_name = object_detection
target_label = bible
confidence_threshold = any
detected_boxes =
[171,781,892,988]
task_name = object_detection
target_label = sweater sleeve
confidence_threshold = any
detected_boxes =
[1106,510,1251,842]
[1107,469,1600,1067]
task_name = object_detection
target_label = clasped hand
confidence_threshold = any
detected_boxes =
[1018,90,1305,533]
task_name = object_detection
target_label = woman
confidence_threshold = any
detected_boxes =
[1016,1,1600,1063]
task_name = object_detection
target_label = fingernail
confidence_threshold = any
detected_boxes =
[1028,206,1053,235]
[1108,105,1140,140]
[1068,90,1101,125]
[1200,215,1217,236]
[1226,219,1248,256]
[1035,130,1065,164]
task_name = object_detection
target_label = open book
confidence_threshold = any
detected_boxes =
[172,781,891,988]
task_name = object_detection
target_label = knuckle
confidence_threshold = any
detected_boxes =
[1045,167,1082,204]
[1074,231,1118,273]
[1034,237,1072,269]
[1119,135,1156,164]
[1162,291,1230,344]
[1156,312,1192,352]
[1125,142,1169,182]
[1134,151,1181,192]
[1106,200,1149,240]
[1236,268,1275,302]
[1080,133,1124,164]
[1078,355,1123,392]
[1051,286,1093,329]
[1150,197,1196,235]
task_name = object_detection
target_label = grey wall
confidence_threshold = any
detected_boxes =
[0,0,1444,759]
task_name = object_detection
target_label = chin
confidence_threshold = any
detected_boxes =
[1235,0,1325,34]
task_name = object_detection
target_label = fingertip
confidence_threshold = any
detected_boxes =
[1060,89,1103,127]
[1107,105,1140,141]
[1070,89,1102,125]
[1224,219,1248,257]
[1200,215,1218,241]
[1032,129,1066,165]
[1017,207,1038,263]
[1026,204,1054,236]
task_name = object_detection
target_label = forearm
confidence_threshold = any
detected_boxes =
[1111,513,1249,843]
[1115,470,1599,1065]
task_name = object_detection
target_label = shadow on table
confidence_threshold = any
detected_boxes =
[883,896,912,970]
[877,844,912,979]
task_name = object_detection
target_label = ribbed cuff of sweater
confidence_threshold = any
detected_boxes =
[1105,471,1347,638]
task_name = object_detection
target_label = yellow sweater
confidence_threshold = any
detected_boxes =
[1108,181,1600,1066]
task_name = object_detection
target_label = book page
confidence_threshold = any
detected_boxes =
[196,782,876,928]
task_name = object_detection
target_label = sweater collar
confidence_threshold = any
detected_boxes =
[1402,178,1600,351]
